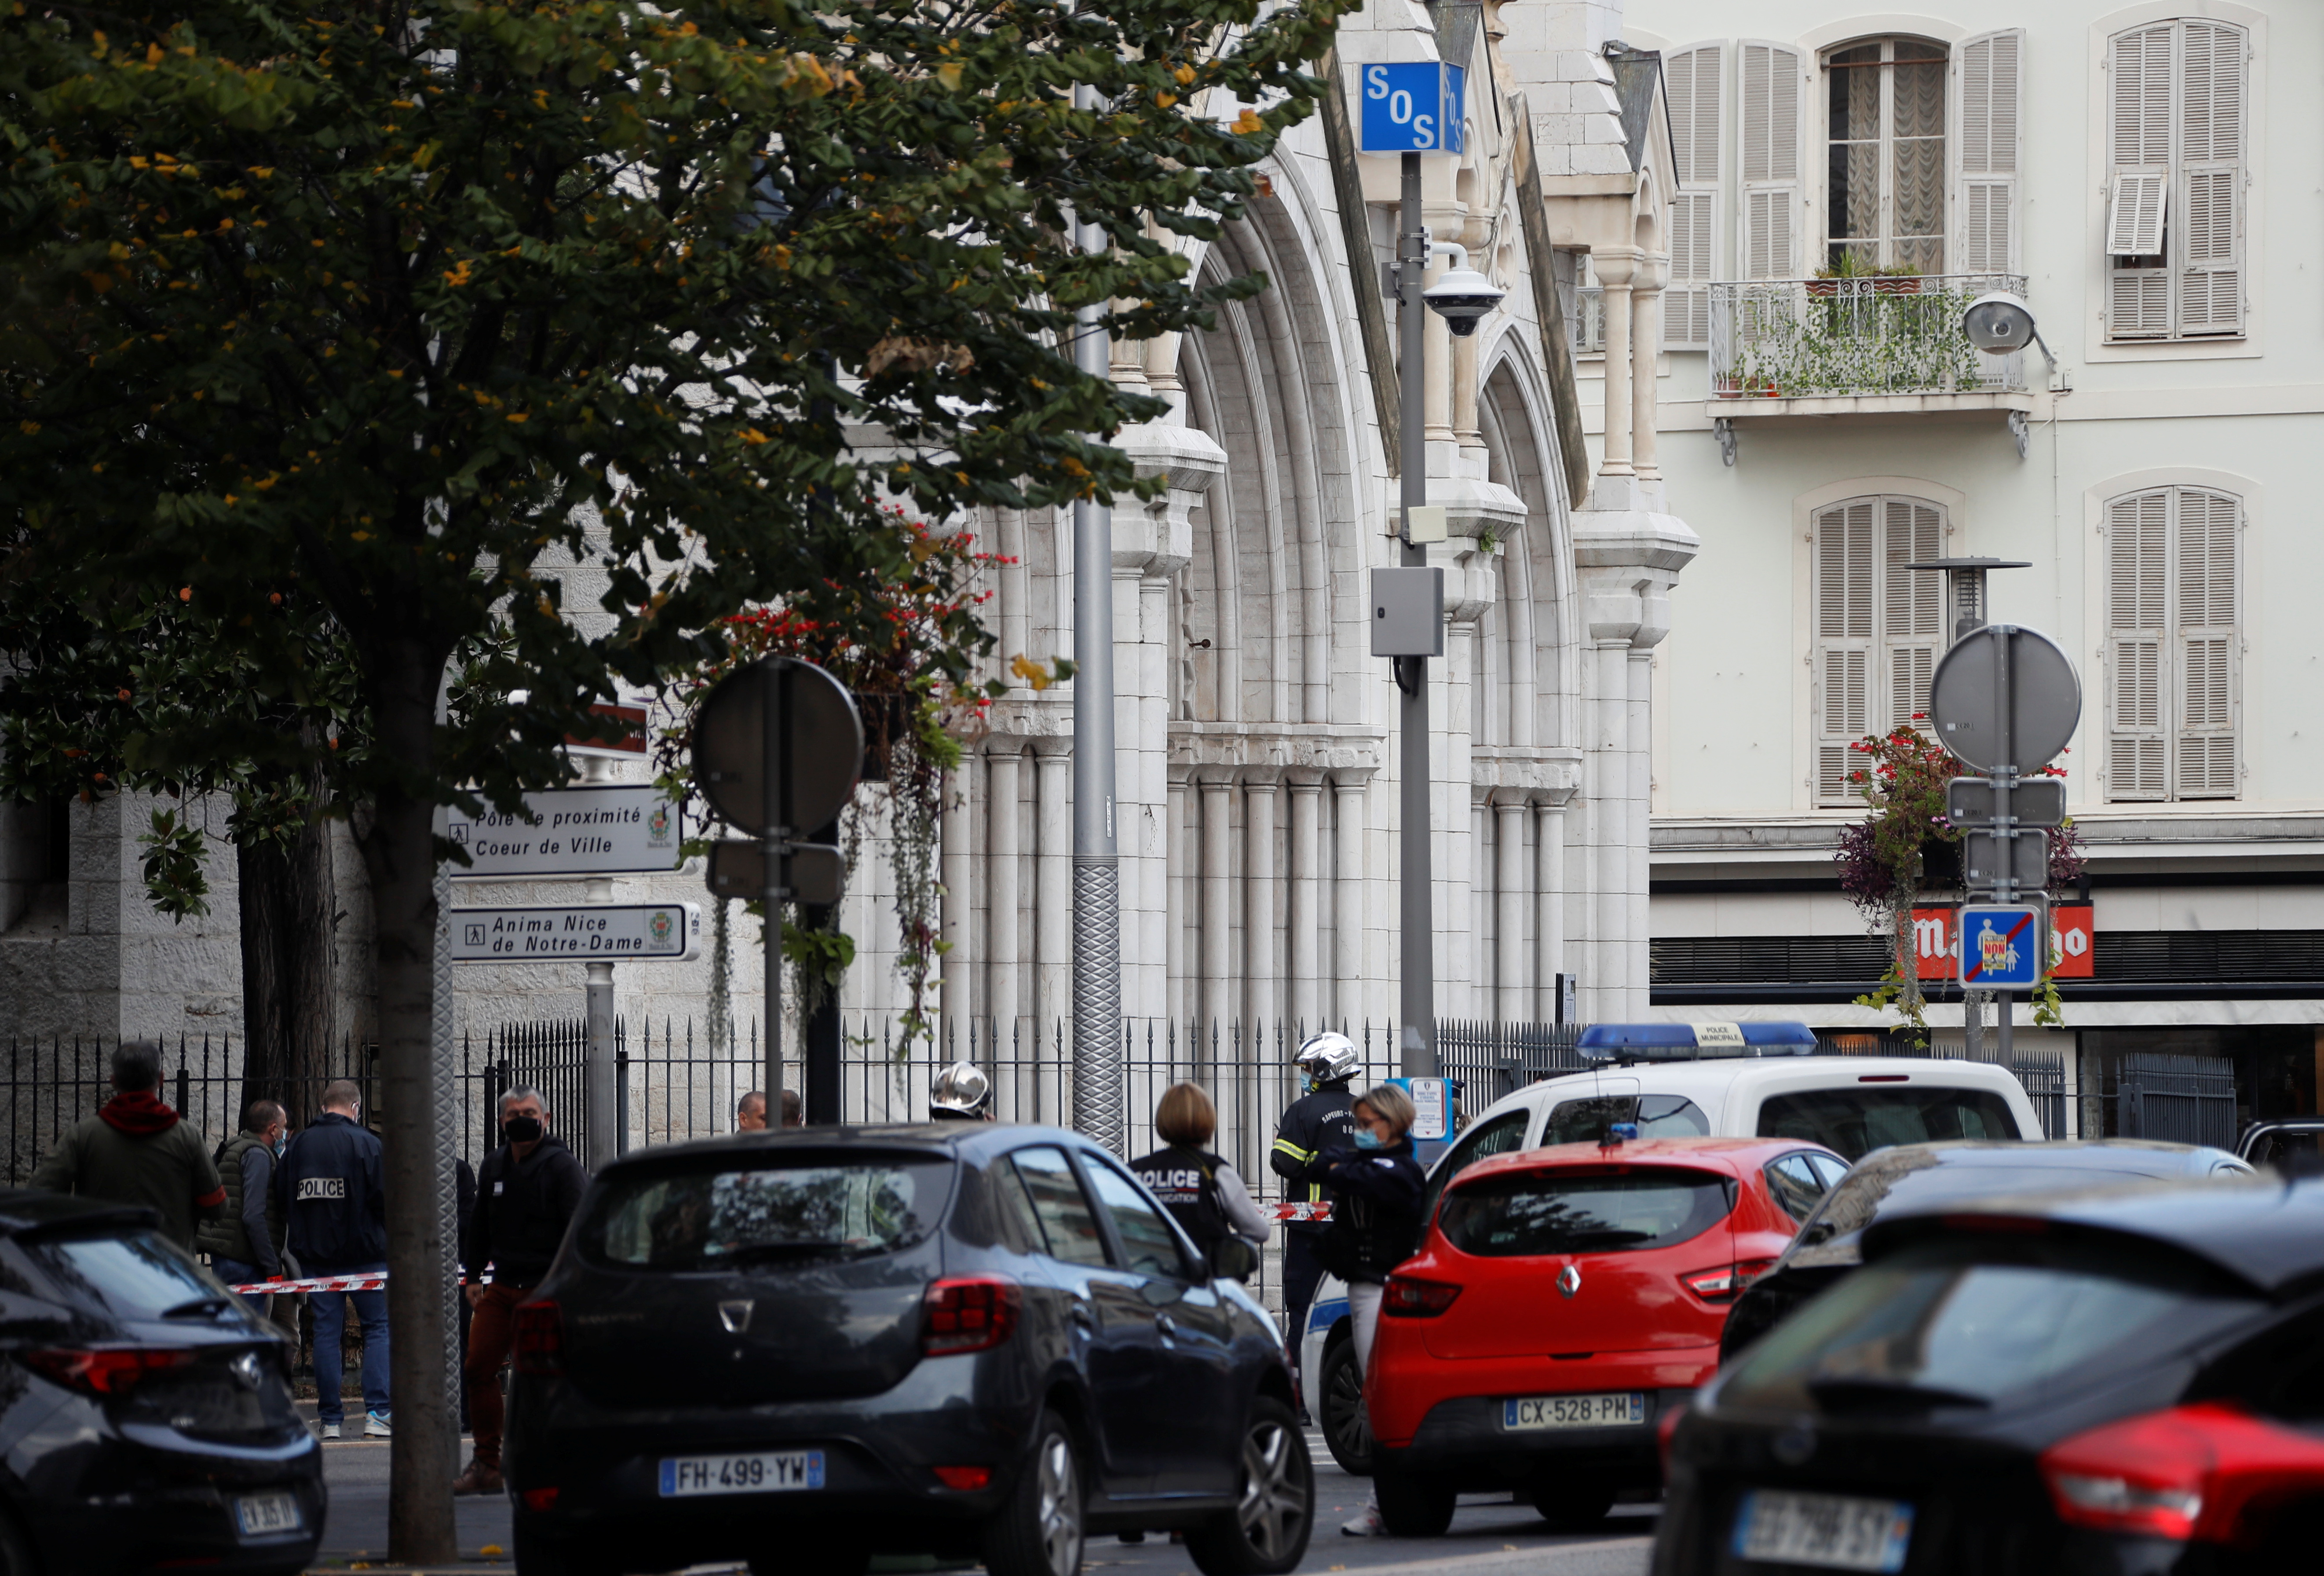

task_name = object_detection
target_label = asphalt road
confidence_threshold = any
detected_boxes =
[310,1430,1655,1575]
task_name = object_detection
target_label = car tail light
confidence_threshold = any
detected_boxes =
[933,1466,993,1491]
[923,1277,1021,1355]
[2039,1402,2324,1543]
[522,1487,560,1513]
[1657,1403,1687,1475]
[22,1346,195,1395]
[512,1299,565,1376]
[1382,1276,1462,1317]
[1683,1260,1777,1303]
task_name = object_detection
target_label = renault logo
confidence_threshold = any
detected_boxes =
[1557,1265,1582,1299]
[718,1300,754,1334]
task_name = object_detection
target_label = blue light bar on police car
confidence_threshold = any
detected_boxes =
[1575,1022,1821,1061]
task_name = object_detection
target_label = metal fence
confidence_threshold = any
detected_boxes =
[2107,1052,2238,1150]
[1709,273,2029,399]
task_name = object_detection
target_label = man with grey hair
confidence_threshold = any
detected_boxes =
[31,1039,225,1251]
[454,1085,586,1495]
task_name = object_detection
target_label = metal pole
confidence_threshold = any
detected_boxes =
[804,815,843,1125]
[762,662,789,1123]
[1995,627,2015,1063]
[1069,82,1123,1151]
[1397,150,1438,1077]
[583,961,615,1165]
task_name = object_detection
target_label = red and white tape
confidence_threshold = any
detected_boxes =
[225,1273,388,1294]
[1266,1202,1334,1221]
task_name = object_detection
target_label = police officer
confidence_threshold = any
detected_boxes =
[1270,1032,1361,1399]
[277,1079,389,1441]
[1128,1082,1269,1275]
[928,1060,994,1121]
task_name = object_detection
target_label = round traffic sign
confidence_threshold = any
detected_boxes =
[1927,625,2081,773]
[692,657,863,836]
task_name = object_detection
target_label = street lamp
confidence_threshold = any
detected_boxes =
[1962,291,2057,371]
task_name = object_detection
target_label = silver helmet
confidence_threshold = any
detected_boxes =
[1294,1031,1359,1091]
[929,1059,994,1120]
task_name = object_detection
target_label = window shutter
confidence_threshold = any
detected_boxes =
[2105,491,2169,801]
[2106,24,2174,338]
[1814,501,1875,803]
[2177,22,2245,336]
[1739,43,1801,279]
[1956,31,2021,274]
[2174,488,2240,797]
[1882,501,1942,729]
[1663,44,1724,349]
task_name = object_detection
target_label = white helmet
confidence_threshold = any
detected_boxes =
[1294,1032,1360,1091]
[929,1059,994,1120]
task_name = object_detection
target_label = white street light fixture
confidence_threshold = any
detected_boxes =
[1422,242,1504,338]
[1962,290,2056,370]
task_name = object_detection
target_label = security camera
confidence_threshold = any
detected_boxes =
[1423,243,1504,338]
[1962,292,2036,354]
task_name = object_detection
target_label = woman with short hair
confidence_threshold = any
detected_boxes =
[1127,1082,1270,1274]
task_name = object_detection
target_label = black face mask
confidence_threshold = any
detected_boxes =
[502,1115,544,1145]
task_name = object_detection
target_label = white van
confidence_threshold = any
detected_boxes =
[1300,1021,2046,1473]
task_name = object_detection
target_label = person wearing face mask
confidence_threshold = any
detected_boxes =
[1294,1082,1424,1537]
[454,1086,587,1496]
[277,1079,390,1441]
[197,1098,289,1320]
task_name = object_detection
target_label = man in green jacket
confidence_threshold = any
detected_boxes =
[31,1040,225,1250]
[196,1098,289,1318]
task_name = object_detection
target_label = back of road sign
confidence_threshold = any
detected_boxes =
[1359,62,1467,154]
[1959,904,2044,989]
[694,657,863,837]
[1946,775,2065,830]
[1928,625,2081,773]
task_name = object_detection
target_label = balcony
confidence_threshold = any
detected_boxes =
[1706,274,2033,428]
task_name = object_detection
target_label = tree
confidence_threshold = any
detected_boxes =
[1,0,1345,1554]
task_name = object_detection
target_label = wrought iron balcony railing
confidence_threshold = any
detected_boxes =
[1708,274,2029,400]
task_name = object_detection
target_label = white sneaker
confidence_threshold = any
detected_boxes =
[320,1422,341,1441]
[365,1411,392,1438]
[1340,1505,1386,1537]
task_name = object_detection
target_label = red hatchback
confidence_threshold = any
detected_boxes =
[1363,1136,1844,1536]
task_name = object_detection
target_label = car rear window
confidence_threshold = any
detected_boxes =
[586,1155,951,1269]
[1438,1167,1732,1256]
[1720,1236,2261,1414]
[1544,1094,1710,1145]
[30,1228,230,1321]
[1757,1086,2021,1160]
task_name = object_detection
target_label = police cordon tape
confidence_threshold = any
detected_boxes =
[1267,1202,1334,1221]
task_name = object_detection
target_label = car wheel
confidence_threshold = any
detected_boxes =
[1186,1397,1315,1576]
[1317,1336,1375,1477]
[513,1519,612,1576]
[1372,1464,1456,1539]
[1533,1483,1615,1531]
[982,1411,1085,1576]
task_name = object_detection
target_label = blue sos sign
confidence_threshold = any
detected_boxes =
[1358,61,1466,155]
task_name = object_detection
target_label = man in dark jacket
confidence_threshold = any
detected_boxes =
[454,1085,587,1494]
[278,1079,389,1441]
[197,1099,288,1317]
[33,1041,226,1251]
[1270,1032,1360,1403]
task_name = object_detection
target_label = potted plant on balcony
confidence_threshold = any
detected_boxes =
[1807,252,1924,297]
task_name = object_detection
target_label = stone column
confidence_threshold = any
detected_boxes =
[1243,771,1280,1032]
[1168,768,1189,1022]
[1592,249,1639,484]
[1197,771,1235,1038]
[1535,797,1566,1023]
[1332,773,1369,1029]
[1286,772,1323,1033]
[1630,255,1667,488]
[1494,790,1530,1025]
[1627,651,1654,1017]
[1588,640,1629,1022]
[1032,738,1073,1036]
[939,758,976,1028]
[985,743,1023,1043]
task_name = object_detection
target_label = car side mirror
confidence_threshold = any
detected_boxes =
[1211,1238,1257,1283]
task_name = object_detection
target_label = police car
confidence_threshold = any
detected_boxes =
[1301,1022,2046,1475]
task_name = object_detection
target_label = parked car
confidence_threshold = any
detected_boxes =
[1720,1139,2256,1363]
[1359,1134,1847,1536]
[1303,1022,2029,1474]
[504,1124,1311,1576]
[0,1190,321,1576]
[2239,1116,2324,1171]
[1653,1174,2324,1576]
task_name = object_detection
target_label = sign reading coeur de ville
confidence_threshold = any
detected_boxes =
[445,785,682,877]
[450,903,702,964]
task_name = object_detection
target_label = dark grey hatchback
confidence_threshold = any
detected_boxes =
[504,1124,1311,1576]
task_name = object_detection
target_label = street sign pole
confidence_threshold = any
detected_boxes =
[1992,627,2014,1059]
[761,661,790,1130]
[1396,145,1436,1079]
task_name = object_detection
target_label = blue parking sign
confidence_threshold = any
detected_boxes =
[1959,905,2043,989]
[1358,62,1466,155]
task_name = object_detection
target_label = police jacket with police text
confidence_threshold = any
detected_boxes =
[276,1111,387,1273]
[463,1135,588,1287]
[1301,1137,1425,1284]
[1269,1084,1357,1232]
[1128,1145,1235,1262]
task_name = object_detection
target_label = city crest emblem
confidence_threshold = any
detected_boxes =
[648,804,672,842]
[649,909,675,947]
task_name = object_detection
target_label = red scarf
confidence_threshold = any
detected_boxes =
[99,1090,181,1136]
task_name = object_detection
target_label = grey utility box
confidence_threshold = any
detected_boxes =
[1371,566,1444,658]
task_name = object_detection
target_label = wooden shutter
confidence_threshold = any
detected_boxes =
[2106,24,2174,338]
[2178,22,2245,335]
[2174,488,2240,797]
[1814,501,1875,803]
[2105,491,2169,800]
[1663,44,1724,349]
[1957,31,2021,274]
[1882,501,1942,729]
[1739,43,1801,279]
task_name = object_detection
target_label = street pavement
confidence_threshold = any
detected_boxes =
[309,1429,1653,1575]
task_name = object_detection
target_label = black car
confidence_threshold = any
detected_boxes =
[1655,1175,2324,1575]
[2238,1117,2324,1171]
[504,1124,1312,1576]
[1719,1139,2253,1364]
[0,1190,322,1576]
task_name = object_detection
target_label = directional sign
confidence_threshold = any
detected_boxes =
[1358,62,1466,154]
[707,841,844,907]
[446,786,682,878]
[1962,829,2049,890]
[1946,775,2065,829]
[451,903,702,963]
[1959,904,2045,989]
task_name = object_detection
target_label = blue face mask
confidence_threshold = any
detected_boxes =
[1352,1127,1385,1151]
[272,1137,287,1158]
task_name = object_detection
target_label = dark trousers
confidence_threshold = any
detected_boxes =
[464,1283,531,1467]
[1281,1230,1328,1364]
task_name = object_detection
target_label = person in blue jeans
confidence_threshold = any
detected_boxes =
[278,1079,391,1439]
[197,1099,289,1323]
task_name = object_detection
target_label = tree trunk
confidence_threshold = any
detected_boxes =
[238,775,338,1129]
[356,640,457,1565]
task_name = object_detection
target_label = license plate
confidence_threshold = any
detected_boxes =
[1732,1489,1914,1572]
[658,1449,826,1498]
[234,1491,303,1536]
[1501,1391,1646,1430]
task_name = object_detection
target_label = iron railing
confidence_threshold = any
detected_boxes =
[1709,274,2029,399]
[2106,1052,2238,1150]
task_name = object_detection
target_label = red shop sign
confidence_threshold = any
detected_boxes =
[1912,905,2093,981]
